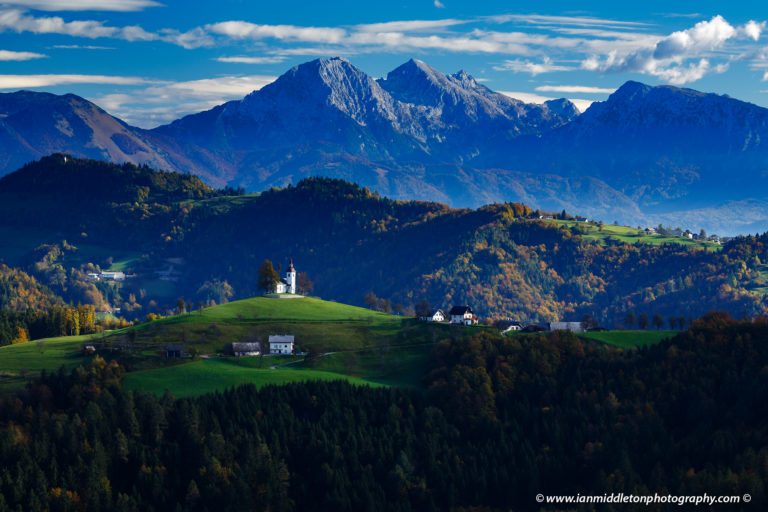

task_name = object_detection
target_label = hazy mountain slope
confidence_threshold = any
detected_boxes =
[522,81,768,210]
[0,91,177,174]
[3,60,768,233]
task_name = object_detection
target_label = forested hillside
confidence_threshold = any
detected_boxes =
[0,315,765,510]
[0,263,61,312]
[1,155,768,331]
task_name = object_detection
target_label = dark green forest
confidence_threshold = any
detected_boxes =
[2,155,768,339]
[0,315,766,511]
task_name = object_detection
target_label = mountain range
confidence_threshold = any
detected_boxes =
[2,57,768,234]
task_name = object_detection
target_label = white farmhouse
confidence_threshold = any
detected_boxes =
[100,271,125,281]
[269,335,295,355]
[449,305,478,325]
[274,259,297,294]
[419,309,445,322]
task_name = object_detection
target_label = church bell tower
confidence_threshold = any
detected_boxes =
[286,258,296,294]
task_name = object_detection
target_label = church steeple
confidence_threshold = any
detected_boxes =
[286,258,297,294]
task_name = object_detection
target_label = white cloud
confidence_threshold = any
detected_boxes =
[434,0,445,8]
[581,15,758,84]
[494,57,573,75]
[567,99,594,113]
[535,85,616,94]
[273,46,357,56]
[490,14,651,29]
[763,71,768,81]
[51,44,114,49]
[499,90,593,112]
[652,15,735,60]
[659,13,703,19]
[154,75,277,97]
[158,27,213,48]
[499,90,556,103]
[354,19,465,33]
[0,8,162,41]
[216,56,286,64]
[742,20,765,41]
[0,8,217,48]
[0,49,46,60]
[90,75,278,128]
[0,0,160,11]
[0,73,147,89]
[207,21,346,44]
[653,59,729,84]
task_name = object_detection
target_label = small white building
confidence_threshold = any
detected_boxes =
[449,305,478,325]
[232,342,261,357]
[499,321,523,334]
[275,259,298,294]
[549,321,584,333]
[100,271,125,281]
[269,335,295,355]
[419,309,445,322]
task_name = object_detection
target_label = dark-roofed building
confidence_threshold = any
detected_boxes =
[449,305,478,325]
[232,342,261,357]
[549,321,584,333]
[165,344,183,358]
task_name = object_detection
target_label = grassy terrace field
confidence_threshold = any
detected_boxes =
[0,295,455,395]
[295,343,435,388]
[0,225,142,269]
[123,357,384,398]
[0,334,99,392]
[120,295,406,357]
[546,219,721,250]
[579,330,677,348]
[0,294,679,396]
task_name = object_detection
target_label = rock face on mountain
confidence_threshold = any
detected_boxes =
[149,57,578,191]
[3,58,768,233]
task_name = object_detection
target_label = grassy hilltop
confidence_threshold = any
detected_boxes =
[0,292,678,396]
[0,295,472,395]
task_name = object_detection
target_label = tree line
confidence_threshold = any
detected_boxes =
[0,313,766,510]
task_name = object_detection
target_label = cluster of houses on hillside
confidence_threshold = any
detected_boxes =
[643,227,729,244]
[231,335,295,357]
[87,271,127,281]
[419,305,597,334]
[419,305,480,326]
[165,334,296,359]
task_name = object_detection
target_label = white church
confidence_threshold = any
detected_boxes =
[275,259,298,294]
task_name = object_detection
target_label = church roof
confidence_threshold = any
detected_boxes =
[287,258,295,272]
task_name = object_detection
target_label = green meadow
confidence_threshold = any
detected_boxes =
[546,219,720,250]
[0,293,675,397]
[123,357,384,398]
[0,334,99,392]
[120,295,407,357]
[579,329,676,348]
[0,295,457,395]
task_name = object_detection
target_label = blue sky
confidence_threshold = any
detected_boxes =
[1,0,766,127]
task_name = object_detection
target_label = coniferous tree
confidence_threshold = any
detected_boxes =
[257,260,280,293]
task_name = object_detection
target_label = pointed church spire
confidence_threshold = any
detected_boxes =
[288,258,295,272]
